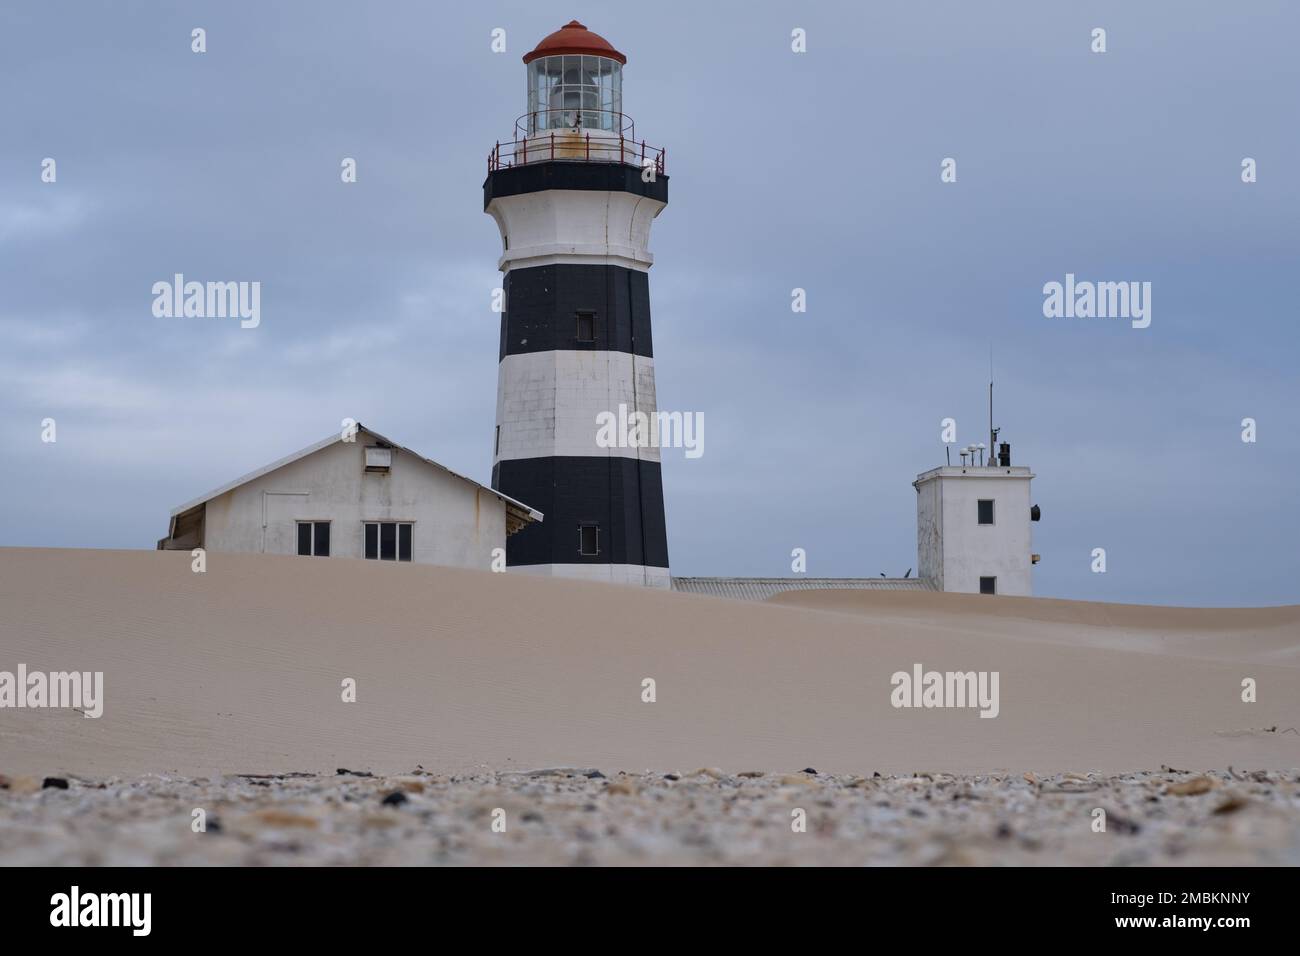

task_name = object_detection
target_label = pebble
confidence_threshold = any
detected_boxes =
[249,808,319,829]
[0,768,1294,866]
[1213,795,1248,815]
[1167,776,1214,796]
[686,767,724,780]
[4,776,41,795]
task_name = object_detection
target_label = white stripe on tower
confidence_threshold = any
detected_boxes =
[494,351,660,463]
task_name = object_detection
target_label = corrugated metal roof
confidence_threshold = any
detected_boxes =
[671,577,936,602]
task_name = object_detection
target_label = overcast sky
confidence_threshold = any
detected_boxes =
[1,1,1296,606]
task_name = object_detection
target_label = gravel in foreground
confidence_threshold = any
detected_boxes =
[2,767,1297,866]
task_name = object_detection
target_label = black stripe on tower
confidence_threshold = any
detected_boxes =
[501,264,653,360]
[484,161,668,209]
[493,457,669,569]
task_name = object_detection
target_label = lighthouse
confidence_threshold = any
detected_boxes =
[485,21,671,587]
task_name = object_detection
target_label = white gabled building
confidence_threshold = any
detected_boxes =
[158,424,542,569]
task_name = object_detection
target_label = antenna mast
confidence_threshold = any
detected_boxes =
[988,347,994,464]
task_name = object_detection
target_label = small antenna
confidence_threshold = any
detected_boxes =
[988,345,995,463]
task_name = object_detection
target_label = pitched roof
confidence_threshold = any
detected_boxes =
[168,423,542,528]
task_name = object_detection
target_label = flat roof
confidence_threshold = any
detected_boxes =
[914,465,1034,484]
[671,577,935,602]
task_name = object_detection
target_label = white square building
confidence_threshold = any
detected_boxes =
[914,463,1037,596]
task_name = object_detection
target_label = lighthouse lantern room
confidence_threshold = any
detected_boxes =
[490,20,663,172]
[524,33,622,133]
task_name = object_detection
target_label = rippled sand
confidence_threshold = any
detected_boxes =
[4,549,1298,780]
[3,766,1297,866]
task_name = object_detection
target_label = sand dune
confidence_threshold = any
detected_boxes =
[769,590,1300,664]
[1,548,1297,779]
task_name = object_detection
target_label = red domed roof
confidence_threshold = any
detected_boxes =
[522,20,626,65]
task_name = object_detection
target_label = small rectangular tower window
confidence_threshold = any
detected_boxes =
[575,310,596,343]
[579,522,600,556]
[979,576,997,595]
[977,499,995,525]
[297,521,330,557]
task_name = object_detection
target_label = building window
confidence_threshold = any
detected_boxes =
[495,425,501,456]
[579,522,599,556]
[977,499,995,525]
[979,576,997,595]
[576,310,596,343]
[364,522,413,561]
[297,521,330,557]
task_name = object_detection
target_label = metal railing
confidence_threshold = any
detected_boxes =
[518,108,636,139]
[487,110,666,175]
